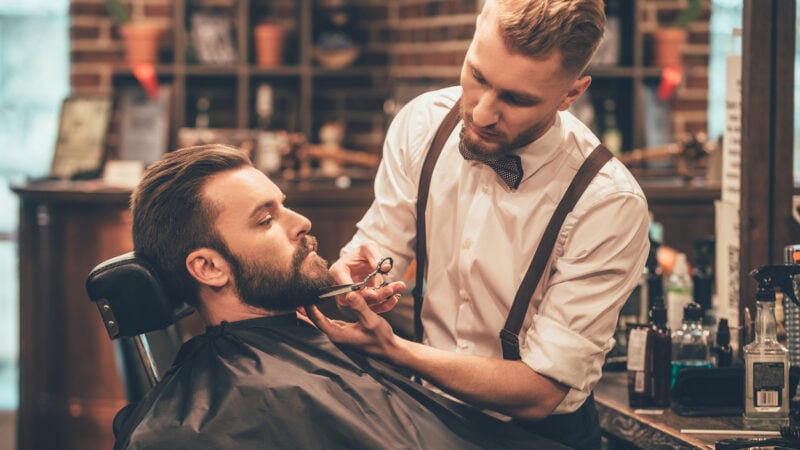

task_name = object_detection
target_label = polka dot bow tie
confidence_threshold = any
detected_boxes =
[459,144,523,190]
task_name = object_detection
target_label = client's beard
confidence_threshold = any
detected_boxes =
[230,236,334,312]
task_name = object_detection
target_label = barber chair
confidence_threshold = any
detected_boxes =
[86,252,195,401]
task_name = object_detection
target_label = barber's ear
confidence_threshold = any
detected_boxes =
[186,248,230,288]
[558,75,592,111]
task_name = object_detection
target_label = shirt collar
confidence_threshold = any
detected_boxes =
[514,111,565,183]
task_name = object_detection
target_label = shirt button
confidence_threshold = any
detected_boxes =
[459,289,469,300]
[463,239,472,249]
[457,339,472,351]
[482,184,489,193]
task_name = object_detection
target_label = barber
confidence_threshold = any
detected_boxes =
[310,1,649,449]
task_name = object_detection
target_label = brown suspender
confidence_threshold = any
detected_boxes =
[412,100,462,343]
[413,98,614,359]
[499,144,613,359]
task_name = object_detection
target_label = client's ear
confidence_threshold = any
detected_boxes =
[186,248,230,288]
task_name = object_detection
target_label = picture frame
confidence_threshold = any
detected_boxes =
[190,11,237,65]
[118,84,172,166]
[50,96,113,179]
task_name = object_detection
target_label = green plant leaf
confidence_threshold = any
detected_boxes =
[104,0,131,25]
[672,0,704,29]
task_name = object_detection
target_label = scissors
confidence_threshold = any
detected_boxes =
[318,256,394,299]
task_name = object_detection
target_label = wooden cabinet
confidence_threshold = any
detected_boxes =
[12,182,132,450]
[11,179,373,450]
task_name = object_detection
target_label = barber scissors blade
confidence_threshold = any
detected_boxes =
[318,256,394,299]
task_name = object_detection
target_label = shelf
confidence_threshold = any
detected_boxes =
[109,0,389,154]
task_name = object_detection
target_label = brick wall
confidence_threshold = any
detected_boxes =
[69,0,709,151]
[639,0,710,139]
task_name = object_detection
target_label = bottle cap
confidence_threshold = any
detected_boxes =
[683,302,703,321]
[716,318,730,345]
[649,296,667,326]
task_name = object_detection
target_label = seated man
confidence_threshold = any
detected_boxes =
[113,144,566,450]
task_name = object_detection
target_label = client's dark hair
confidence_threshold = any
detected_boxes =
[130,144,252,306]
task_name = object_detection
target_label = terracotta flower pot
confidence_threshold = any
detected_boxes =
[254,22,286,67]
[120,23,164,66]
[651,28,688,68]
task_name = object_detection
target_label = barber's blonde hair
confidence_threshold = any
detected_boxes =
[494,0,605,75]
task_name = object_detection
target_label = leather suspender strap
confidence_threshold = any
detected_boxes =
[413,99,461,343]
[500,144,614,360]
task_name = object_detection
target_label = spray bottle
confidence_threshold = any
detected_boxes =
[743,264,800,429]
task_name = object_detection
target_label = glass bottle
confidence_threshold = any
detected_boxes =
[667,253,694,331]
[670,302,712,387]
[743,289,790,428]
[648,296,671,407]
[715,318,733,368]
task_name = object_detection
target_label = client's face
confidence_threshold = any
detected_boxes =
[204,166,334,311]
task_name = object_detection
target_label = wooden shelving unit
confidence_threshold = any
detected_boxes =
[587,0,664,153]
[111,0,388,153]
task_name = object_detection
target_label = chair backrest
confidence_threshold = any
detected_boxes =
[86,251,195,400]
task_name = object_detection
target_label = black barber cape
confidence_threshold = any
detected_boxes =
[112,314,566,450]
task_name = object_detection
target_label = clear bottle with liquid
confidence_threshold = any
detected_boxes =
[742,265,800,429]
[667,253,694,331]
[670,302,712,386]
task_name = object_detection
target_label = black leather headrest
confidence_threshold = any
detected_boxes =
[86,252,194,339]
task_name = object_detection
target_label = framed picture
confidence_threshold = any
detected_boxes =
[50,96,113,179]
[118,84,172,166]
[190,11,237,65]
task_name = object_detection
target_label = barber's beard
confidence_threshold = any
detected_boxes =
[458,115,547,160]
[231,237,334,312]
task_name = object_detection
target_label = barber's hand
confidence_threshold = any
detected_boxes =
[308,281,406,357]
[329,241,399,312]
[330,240,383,285]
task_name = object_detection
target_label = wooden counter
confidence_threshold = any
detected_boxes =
[595,371,779,449]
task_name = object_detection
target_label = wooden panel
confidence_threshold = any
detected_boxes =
[13,186,133,450]
[740,0,797,316]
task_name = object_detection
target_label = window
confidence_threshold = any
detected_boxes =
[0,0,69,410]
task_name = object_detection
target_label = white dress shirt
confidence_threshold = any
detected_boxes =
[341,86,650,414]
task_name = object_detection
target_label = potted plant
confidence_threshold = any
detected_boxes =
[105,0,166,66]
[651,0,705,68]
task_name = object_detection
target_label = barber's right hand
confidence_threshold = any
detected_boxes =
[329,241,400,314]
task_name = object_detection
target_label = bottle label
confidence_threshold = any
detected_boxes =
[752,362,784,407]
[627,328,648,371]
[634,371,645,393]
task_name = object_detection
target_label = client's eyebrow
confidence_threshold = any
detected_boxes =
[248,201,276,221]
[247,195,287,221]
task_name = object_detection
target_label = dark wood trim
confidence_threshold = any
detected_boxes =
[739,0,796,317]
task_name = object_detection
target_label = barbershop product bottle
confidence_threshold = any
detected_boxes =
[667,253,694,331]
[692,238,715,319]
[648,296,671,407]
[671,303,712,387]
[715,318,733,368]
[627,323,652,408]
[742,265,800,429]
[602,99,622,156]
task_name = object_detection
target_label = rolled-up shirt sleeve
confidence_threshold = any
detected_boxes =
[521,184,650,412]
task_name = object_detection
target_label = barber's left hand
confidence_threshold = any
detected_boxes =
[308,281,405,357]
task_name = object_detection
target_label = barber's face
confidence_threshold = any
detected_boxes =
[205,167,333,310]
[459,2,589,158]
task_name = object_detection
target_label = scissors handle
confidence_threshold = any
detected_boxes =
[317,256,394,299]
[375,256,393,275]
